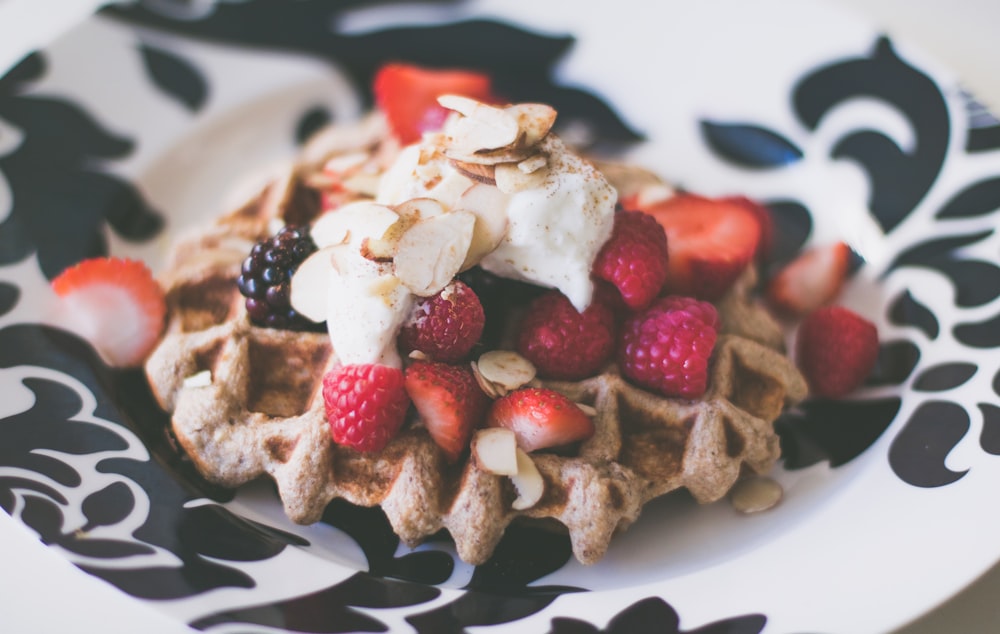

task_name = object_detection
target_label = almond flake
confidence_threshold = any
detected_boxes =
[575,402,598,417]
[183,370,212,388]
[477,350,536,391]
[511,448,545,510]
[517,154,548,174]
[449,160,496,185]
[729,476,783,514]
[470,360,502,399]
[473,428,519,476]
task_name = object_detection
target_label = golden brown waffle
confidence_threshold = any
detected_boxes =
[146,122,807,565]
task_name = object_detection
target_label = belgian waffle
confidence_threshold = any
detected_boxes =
[145,119,808,565]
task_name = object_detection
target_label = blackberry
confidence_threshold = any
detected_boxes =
[237,225,320,330]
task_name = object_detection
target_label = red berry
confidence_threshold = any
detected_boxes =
[487,387,595,452]
[796,306,878,398]
[766,241,852,318]
[50,257,166,367]
[592,210,669,310]
[398,280,485,363]
[618,295,720,398]
[323,364,410,453]
[373,63,497,145]
[405,361,489,462]
[515,289,617,380]
[644,193,762,300]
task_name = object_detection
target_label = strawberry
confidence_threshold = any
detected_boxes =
[725,196,774,261]
[796,306,878,398]
[398,280,485,363]
[766,241,851,318]
[591,210,669,310]
[323,363,410,453]
[405,360,490,462]
[373,63,496,145]
[50,257,166,367]
[515,287,617,380]
[643,193,762,301]
[486,387,594,452]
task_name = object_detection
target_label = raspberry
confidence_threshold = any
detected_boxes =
[592,210,669,311]
[618,295,720,398]
[398,280,485,362]
[515,288,617,380]
[796,306,879,398]
[323,364,411,453]
[237,225,319,330]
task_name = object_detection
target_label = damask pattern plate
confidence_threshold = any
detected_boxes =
[2,1,1000,633]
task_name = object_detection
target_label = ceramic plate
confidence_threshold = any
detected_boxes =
[3,1,1000,632]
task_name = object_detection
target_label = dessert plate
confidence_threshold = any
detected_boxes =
[2,1,1000,632]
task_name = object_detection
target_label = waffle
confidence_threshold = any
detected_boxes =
[145,120,808,565]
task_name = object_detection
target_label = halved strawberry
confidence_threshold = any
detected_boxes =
[405,360,490,462]
[486,387,594,452]
[373,63,497,145]
[50,257,166,367]
[796,305,878,398]
[643,193,762,300]
[766,241,851,318]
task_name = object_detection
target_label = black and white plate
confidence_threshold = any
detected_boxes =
[3,1,1000,632]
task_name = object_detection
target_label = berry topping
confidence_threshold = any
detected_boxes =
[238,225,319,330]
[486,387,595,452]
[323,363,410,453]
[796,306,878,398]
[405,360,490,462]
[50,257,166,367]
[398,280,485,363]
[515,288,617,380]
[592,210,669,311]
[766,241,852,318]
[373,63,496,145]
[644,193,762,301]
[618,295,720,398]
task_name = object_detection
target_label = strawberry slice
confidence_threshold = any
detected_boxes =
[373,62,496,145]
[766,241,851,318]
[486,387,594,452]
[405,360,490,462]
[50,257,166,367]
[644,193,762,300]
[796,305,878,398]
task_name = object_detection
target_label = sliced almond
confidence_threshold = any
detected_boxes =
[730,476,783,514]
[494,160,547,195]
[290,245,339,322]
[182,370,212,389]
[476,350,536,392]
[473,428,519,476]
[443,143,536,166]
[511,448,544,510]
[517,154,547,174]
[394,197,446,222]
[394,211,476,296]
[311,201,399,248]
[340,172,382,197]
[575,402,598,417]
[506,103,557,147]
[470,360,502,399]
[454,183,510,269]
[449,160,496,185]
[440,96,520,152]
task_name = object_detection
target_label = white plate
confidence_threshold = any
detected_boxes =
[3,1,1000,632]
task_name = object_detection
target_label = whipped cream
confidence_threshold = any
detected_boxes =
[377,134,616,311]
[478,135,616,311]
